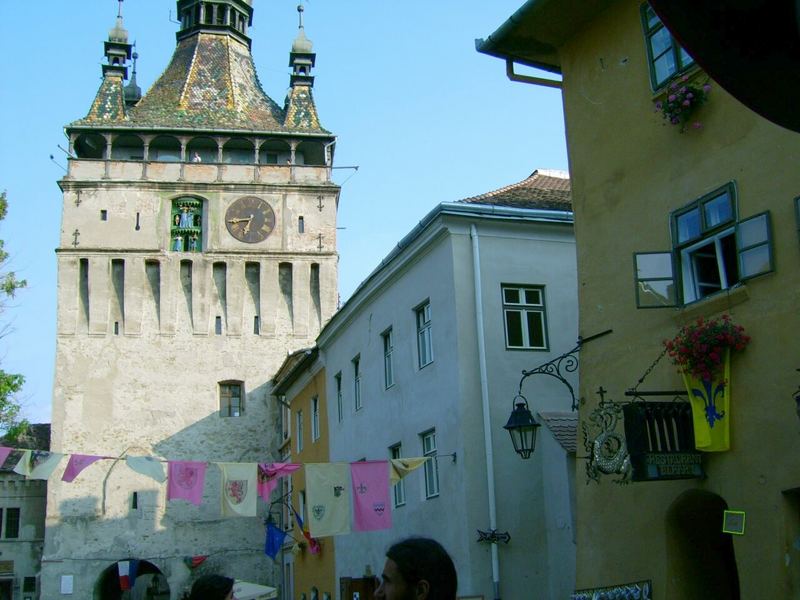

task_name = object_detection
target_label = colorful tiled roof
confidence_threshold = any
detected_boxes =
[459,169,571,211]
[74,33,329,135]
[283,85,322,131]
[78,74,128,124]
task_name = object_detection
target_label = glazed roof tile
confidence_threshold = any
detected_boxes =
[78,74,128,124]
[459,169,571,211]
[73,33,329,135]
[283,85,322,130]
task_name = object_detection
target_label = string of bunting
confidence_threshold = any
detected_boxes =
[0,446,431,539]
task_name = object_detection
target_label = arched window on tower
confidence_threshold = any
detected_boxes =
[171,197,204,253]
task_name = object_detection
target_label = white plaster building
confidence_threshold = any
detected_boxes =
[317,172,579,600]
[43,2,339,598]
[0,425,50,600]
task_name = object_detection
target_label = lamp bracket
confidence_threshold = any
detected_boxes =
[517,329,612,411]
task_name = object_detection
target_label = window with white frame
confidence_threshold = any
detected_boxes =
[416,302,433,368]
[281,396,290,441]
[502,285,548,350]
[353,355,362,410]
[311,396,320,442]
[641,3,695,89]
[390,443,405,507]
[296,410,304,453]
[280,448,292,530]
[634,183,773,307]
[421,430,439,499]
[335,372,343,422]
[382,328,395,388]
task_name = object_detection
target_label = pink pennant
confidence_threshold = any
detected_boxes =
[257,462,300,501]
[167,461,207,505]
[351,460,392,532]
[61,454,103,482]
[0,447,13,469]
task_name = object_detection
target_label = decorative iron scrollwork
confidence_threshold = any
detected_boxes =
[476,529,511,544]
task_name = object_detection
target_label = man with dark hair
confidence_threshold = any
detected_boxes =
[375,537,457,600]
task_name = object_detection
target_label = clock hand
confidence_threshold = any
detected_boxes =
[227,217,253,224]
[243,214,254,235]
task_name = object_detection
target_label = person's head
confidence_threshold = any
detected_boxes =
[188,574,234,600]
[375,537,457,600]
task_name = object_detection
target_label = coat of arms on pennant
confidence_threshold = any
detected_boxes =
[312,505,325,520]
[226,480,248,505]
[176,465,197,489]
[31,451,49,470]
[373,502,385,515]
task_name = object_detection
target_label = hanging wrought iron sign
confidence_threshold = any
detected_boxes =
[620,347,704,481]
[582,388,631,484]
[622,401,704,481]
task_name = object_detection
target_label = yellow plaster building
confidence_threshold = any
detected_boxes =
[273,348,336,600]
[480,1,800,598]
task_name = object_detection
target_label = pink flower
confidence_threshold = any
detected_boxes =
[668,94,677,102]
[702,83,712,93]
[682,100,691,107]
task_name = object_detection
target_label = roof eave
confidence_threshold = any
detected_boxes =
[476,0,615,71]
[317,202,573,346]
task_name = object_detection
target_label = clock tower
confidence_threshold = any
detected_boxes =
[43,2,338,596]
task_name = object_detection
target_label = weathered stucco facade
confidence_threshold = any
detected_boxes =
[480,1,800,598]
[43,2,339,598]
[318,175,579,600]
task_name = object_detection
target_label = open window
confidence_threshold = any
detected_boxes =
[641,3,695,90]
[634,183,773,308]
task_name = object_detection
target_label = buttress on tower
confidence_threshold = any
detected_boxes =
[43,1,338,596]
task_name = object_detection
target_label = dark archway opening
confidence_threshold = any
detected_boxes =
[95,560,170,600]
[666,489,740,600]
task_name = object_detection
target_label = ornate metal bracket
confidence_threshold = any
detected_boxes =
[517,329,612,411]
[476,529,511,545]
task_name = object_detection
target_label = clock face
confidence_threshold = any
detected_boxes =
[225,196,276,243]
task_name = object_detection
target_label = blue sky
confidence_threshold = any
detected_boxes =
[0,1,567,424]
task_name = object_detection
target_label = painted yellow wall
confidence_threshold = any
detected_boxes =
[289,367,336,600]
[554,1,800,597]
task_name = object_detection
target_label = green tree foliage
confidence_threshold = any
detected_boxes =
[0,191,28,440]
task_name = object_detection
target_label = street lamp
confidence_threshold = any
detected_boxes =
[503,394,540,459]
[505,329,612,459]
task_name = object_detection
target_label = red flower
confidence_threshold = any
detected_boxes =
[663,314,750,380]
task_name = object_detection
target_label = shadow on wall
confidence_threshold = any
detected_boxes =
[45,399,283,599]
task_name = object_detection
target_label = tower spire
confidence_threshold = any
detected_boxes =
[289,4,316,88]
[103,0,132,78]
[124,45,142,107]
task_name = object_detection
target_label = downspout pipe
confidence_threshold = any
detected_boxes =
[470,223,501,600]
